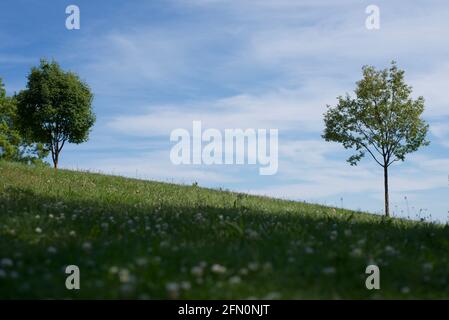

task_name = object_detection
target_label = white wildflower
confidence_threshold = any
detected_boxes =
[211,264,227,274]
[351,248,363,257]
[47,246,57,254]
[180,281,191,290]
[322,267,336,275]
[422,262,433,272]
[1,258,13,267]
[263,262,273,272]
[229,276,241,285]
[248,262,259,271]
[330,230,338,240]
[384,245,396,255]
[82,242,92,250]
[264,292,281,300]
[305,246,314,254]
[119,269,130,283]
[246,229,259,239]
[239,268,248,276]
[136,258,148,266]
[191,266,203,277]
[160,241,169,248]
[166,282,180,299]
[109,266,119,274]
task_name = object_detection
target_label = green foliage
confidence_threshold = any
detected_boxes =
[0,161,447,299]
[323,62,430,216]
[323,61,429,168]
[16,59,95,168]
[0,77,48,164]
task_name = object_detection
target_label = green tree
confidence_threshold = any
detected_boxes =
[322,62,429,217]
[0,77,47,163]
[17,59,95,169]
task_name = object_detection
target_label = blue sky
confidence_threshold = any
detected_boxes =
[1,0,448,221]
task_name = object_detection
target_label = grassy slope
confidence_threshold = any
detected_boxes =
[0,161,448,299]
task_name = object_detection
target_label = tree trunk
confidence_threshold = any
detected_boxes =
[53,151,59,169]
[52,138,59,169]
[383,165,389,217]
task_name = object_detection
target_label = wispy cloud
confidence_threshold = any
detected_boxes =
[107,81,344,136]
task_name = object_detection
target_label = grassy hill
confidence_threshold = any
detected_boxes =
[0,160,448,299]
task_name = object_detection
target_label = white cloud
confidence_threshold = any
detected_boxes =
[76,31,194,94]
[107,79,345,136]
[411,64,449,118]
[430,122,449,138]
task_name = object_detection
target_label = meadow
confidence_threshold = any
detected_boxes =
[0,160,448,299]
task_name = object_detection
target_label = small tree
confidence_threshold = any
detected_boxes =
[17,59,95,169]
[322,62,429,217]
[0,77,47,163]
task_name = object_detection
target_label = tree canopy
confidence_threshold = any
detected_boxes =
[0,77,47,163]
[16,59,95,168]
[322,62,429,216]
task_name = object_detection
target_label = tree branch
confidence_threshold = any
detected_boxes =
[357,140,384,167]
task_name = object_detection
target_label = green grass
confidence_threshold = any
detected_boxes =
[0,160,448,299]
